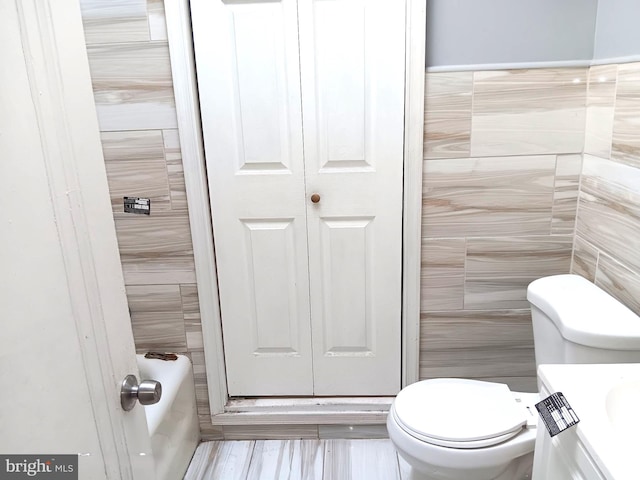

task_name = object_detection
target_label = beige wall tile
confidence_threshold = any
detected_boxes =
[471,68,587,157]
[115,211,196,285]
[577,158,640,275]
[424,72,472,159]
[101,130,171,211]
[163,129,188,210]
[422,156,556,238]
[420,310,536,390]
[127,285,187,351]
[571,235,599,282]
[79,0,149,45]
[465,236,573,309]
[612,62,640,168]
[190,350,211,416]
[420,310,533,351]
[420,239,465,311]
[595,253,640,316]
[582,153,640,193]
[551,154,582,234]
[181,285,204,350]
[420,346,535,380]
[585,65,618,158]
[86,43,177,131]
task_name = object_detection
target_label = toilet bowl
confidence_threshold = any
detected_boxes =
[388,275,640,480]
[387,379,538,480]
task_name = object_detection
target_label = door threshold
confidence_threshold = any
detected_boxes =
[210,397,393,426]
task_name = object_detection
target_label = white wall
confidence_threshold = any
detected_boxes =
[593,0,640,61]
[426,0,598,69]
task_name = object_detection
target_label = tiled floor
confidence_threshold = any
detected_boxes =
[184,439,411,479]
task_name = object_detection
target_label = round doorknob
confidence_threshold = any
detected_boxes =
[310,193,321,204]
[121,375,162,411]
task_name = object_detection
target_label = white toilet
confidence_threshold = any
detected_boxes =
[388,274,640,480]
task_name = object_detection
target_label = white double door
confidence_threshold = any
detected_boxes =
[192,0,405,396]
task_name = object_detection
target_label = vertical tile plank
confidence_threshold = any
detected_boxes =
[423,72,472,159]
[612,62,640,168]
[163,129,188,210]
[184,441,255,480]
[584,65,618,159]
[126,284,187,352]
[247,440,324,480]
[323,439,400,480]
[551,154,582,234]
[577,157,640,275]
[595,253,640,316]
[420,238,465,311]
[571,235,599,282]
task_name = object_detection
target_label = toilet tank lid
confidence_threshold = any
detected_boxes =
[527,274,640,349]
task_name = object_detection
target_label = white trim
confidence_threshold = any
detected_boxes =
[166,0,426,418]
[225,397,392,413]
[164,0,229,415]
[210,410,389,426]
[402,0,426,387]
[213,397,392,425]
[426,59,592,73]
[591,54,640,66]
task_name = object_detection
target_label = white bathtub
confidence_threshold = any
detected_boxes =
[136,354,200,480]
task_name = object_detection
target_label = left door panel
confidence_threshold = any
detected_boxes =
[192,0,313,395]
[1,0,153,477]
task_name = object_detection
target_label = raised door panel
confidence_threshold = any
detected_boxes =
[192,0,313,395]
[299,0,405,395]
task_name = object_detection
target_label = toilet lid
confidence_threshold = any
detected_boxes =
[393,379,527,447]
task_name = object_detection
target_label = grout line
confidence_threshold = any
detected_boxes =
[468,71,475,157]
[608,64,620,160]
[550,154,559,235]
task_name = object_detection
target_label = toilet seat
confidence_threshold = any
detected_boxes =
[393,379,528,449]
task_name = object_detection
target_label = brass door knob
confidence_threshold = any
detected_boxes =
[310,193,321,204]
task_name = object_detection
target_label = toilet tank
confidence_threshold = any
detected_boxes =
[527,274,640,367]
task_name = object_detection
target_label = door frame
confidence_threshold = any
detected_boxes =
[165,0,426,416]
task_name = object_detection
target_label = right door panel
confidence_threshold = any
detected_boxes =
[299,0,406,394]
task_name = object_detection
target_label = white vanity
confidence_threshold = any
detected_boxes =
[533,364,640,480]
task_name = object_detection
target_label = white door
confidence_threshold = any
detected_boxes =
[299,0,405,395]
[0,1,153,478]
[191,0,314,395]
[192,0,405,396]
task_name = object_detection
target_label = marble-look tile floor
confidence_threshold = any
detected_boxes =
[184,439,412,479]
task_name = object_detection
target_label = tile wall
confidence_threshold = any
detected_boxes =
[421,68,586,391]
[572,63,640,315]
[77,0,217,438]
[77,1,640,439]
